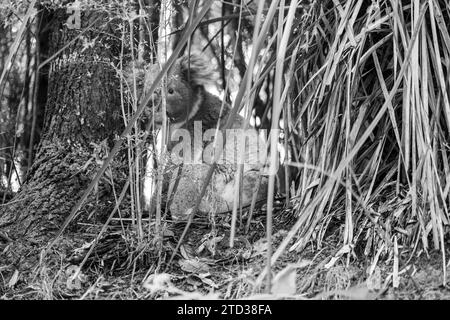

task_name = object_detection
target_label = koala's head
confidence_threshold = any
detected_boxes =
[123,54,216,125]
[164,54,216,124]
[123,61,160,103]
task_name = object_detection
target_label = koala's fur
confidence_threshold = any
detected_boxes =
[125,54,268,221]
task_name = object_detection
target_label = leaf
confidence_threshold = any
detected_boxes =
[8,269,19,288]
[180,244,195,260]
[74,240,94,256]
[65,265,86,291]
[143,273,173,294]
[270,261,312,295]
[197,273,219,289]
[179,258,210,274]
[271,265,297,295]
[324,245,351,269]
[393,236,399,288]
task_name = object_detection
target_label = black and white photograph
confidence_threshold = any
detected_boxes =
[0,0,450,304]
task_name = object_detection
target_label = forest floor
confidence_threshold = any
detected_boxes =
[1,207,450,300]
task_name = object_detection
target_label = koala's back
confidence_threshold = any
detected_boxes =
[188,91,246,131]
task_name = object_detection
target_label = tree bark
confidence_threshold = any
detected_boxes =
[0,9,125,280]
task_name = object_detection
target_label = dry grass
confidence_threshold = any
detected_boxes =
[1,0,450,298]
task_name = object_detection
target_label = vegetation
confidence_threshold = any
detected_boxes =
[0,0,449,299]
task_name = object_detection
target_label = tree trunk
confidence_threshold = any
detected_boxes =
[0,9,125,280]
[21,5,51,176]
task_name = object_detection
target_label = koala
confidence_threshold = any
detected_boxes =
[125,54,270,221]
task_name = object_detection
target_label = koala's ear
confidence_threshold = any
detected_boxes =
[177,53,217,87]
[123,61,146,91]
[142,63,162,94]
